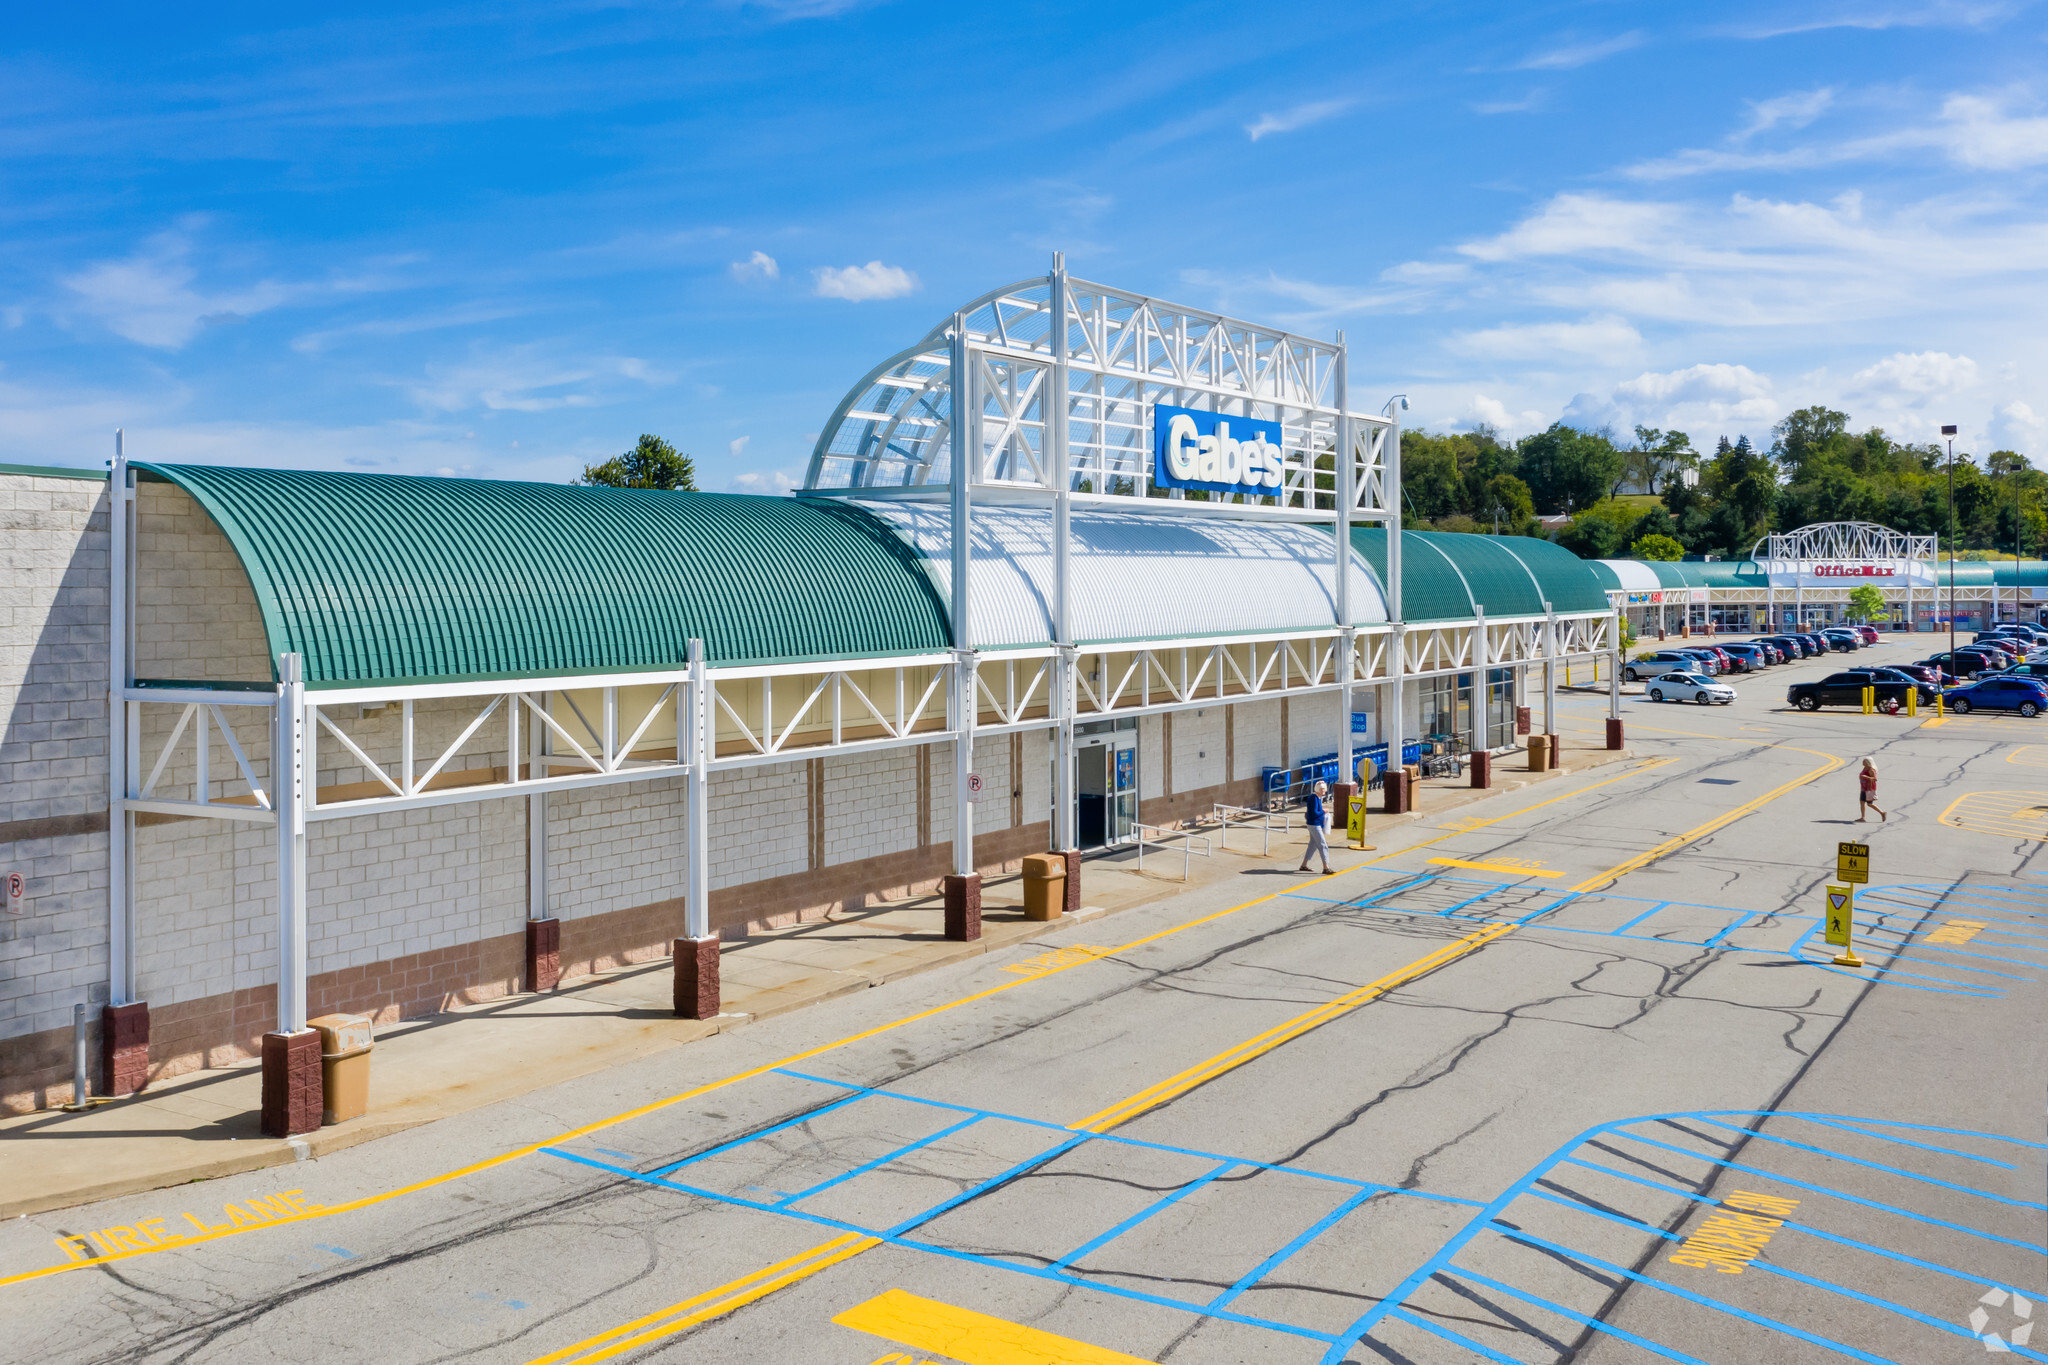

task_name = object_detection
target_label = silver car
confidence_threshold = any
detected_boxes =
[1647,671,1737,705]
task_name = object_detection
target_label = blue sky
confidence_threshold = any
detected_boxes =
[4,0,2046,487]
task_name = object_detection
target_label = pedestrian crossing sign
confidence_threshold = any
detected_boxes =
[1835,841,1869,884]
[1824,885,1853,946]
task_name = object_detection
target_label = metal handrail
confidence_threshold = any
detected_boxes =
[1135,823,1212,879]
[1210,803,1288,856]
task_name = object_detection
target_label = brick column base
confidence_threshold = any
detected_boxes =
[1060,850,1081,915]
[943,873,982,942]
[1470,751,1491,788]
[673,935,720,1020]
[100,1001,150,1097]
[260,1030,322,1138]
[525,917,561,993]
[1382,771,1408,815]
[1544,733,1561,770]
[1606,717,1624,750]
[1515,706,1531,736]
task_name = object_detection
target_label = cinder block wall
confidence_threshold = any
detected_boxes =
[0,471,1347,1113]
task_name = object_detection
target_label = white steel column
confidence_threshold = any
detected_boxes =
[1469,606,1486,754]
[274,653,309,1034]
[1609,607,1623,720]
[950,318,977,877]
[527,697,547,920]
[1334,332,1354,788]
[1050,256,1076,853]
[107,432,136,1006]
[1382,402,1405,761]
[684,641,710,940]
[1542,602,1557,737]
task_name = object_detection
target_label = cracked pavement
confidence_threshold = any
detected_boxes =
[2,640,2043,1363]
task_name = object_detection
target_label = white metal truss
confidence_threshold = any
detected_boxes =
[1754,520,1936,567]
[801,272,1393,522]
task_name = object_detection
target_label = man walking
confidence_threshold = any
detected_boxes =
[1299,779,1334,875]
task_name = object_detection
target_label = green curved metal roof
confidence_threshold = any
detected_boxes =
[139,464,952,688]
[1349,529,1612,622]
[1483,536,1616,614]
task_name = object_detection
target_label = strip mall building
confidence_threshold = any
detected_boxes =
[0,268,1620,1116]
[1592,521,2048,635]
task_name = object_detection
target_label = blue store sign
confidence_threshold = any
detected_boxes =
[1153,403,1284,494]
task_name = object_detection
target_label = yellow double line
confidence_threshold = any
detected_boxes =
[528,1232,881,1365]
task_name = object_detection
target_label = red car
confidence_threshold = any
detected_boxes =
[1888,663,1944,686]
[1855,625,1880,644]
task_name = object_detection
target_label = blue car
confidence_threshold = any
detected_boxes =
[1943,675,2048,716]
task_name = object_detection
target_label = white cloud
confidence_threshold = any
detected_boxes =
[1738,88,1834,139]
[1566,363,1783,441]
[1473,91,1546,116]
[1844,350,1980,398]
[813,260,918,302]
[1245,99,1352,141]
[61,231,293,349]
[728,435,750,457]
[404,347,668,413]
[1989,401,2047,453]
[727,467,802,495]
[729,250,779,284]
[1629,89,2048,180]
[1446,394,1552,439]
[1449,315,1643,364]
[1514,32,1643,71]
[1723,1,2018,39]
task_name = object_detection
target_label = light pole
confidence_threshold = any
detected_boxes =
[1943,424,1958,665]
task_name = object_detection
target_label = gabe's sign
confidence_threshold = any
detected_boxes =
[1153,404,1284,494]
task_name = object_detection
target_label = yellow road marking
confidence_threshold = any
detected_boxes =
[1068,919,1516,1133]
[2008,746,2048,769]
[1927,920,1987,945]
[835,1288,1154,1365]
[8,758,1672,1292]
[525,1232,880,1365]
[1938,790,2048,842]
[1427,857,1563,878]
[514,746,1833,1362]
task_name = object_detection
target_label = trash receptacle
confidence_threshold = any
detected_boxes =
[1021,853,1065,922]
[1527,735,1549,771]
[308,1013,373,1125]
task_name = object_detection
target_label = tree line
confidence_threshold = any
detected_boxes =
[1401,406,2039,561]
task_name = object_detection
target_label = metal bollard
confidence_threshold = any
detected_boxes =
[66,1002,89,1110]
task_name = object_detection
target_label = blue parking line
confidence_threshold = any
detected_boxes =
[1785,1114,2017,1167]
[648,1091,867,1177]
[1688,1117,2048,1210]
[770,1068,1482,1206]
[1523,1186,2048,1350]
[883,1131,1092,1238]
[1474,1224,1923,1365]
[1702,912,1754,948]
[1049,1160,1238,1272]
[1832,1114,2048,1151]
[774,1115,982,1209]
[1206,1184,1379,1312]
[1515,891,1580,925]
[1614,1131,2044,1251]
[1436,1267,1713,1365]
[1387,1307,1532,1364]
[541,1146,1340,1345]
[1614,901,1671,934]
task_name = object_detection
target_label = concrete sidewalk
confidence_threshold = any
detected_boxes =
[0,740,1633,1218]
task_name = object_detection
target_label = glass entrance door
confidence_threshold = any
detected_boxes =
[1075,729,1137,848]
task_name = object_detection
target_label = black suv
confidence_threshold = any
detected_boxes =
[1787,672,1914,711]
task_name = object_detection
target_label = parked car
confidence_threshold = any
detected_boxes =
[1985,662,2048,682]
[1885,663,1945,687]
[1819,630,1861,652]
[1972,633,2028,659]
[1943,676,2048,716]
[1801,632,1829,654]
[1751,640,1786,664]
[1788,672,1914,711]
[1628,650,1716,681]
[1645,671,1736,705]
[1854,625,1881,644]
[1718,643,1769,672]
[1991,623,2048,642]
[1762,635,1813,659]
[1844,666,1939,704]
[1922,651,2000,679]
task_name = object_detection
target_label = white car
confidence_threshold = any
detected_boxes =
[1646,671,1736,705]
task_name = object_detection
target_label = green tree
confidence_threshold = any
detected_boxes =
[1771,405,1850,476]
[1846,584,1887,623]
[1480,473,1536,533]
[1517,423,1624,515]
[1630,533,1685,561]
[580,434,699,491]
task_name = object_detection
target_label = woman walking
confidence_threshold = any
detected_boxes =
[1857,758,1886,822]
[1299,780,1334,874]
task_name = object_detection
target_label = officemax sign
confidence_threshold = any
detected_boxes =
[1812,564,1897,577]
[1153,404,1284,494]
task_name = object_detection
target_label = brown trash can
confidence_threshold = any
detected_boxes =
[1021,853,1066,922]
[308,1013,373,1125]
[1527,735,1549,771]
